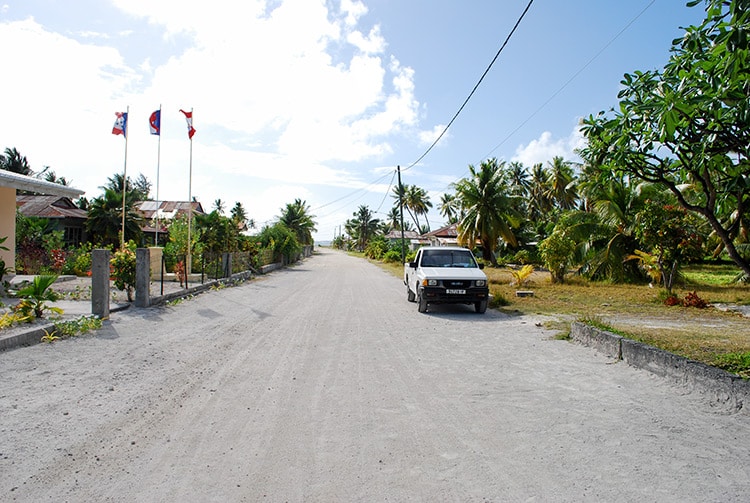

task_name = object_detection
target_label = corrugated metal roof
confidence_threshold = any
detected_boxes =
[16,195,87,219]
[135,200,206,219]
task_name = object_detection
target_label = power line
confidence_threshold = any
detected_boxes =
[402,0,535,173]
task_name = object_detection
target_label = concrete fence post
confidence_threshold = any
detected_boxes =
[91,249,110,319]
[222,253,232,278]
[135,248,151,308]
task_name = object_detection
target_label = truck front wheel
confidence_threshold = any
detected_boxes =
[475,299,488,314]
[407,285,416,302]
[418,290,428,313]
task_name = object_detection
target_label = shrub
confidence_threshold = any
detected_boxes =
[111,242,137,302]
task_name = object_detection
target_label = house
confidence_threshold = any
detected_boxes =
[0,170,84,275]
[422,223,459,247]
[134,200,206,245]
[383,229,426,251]
[16,194,88,247]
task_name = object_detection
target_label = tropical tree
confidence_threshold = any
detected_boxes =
[438,193,460,224]
[102,173,151,201]
[231,202,252,231]
[527,163,553,224]
[545,156,578,210]
[86,189,144,247]
[0,147,32,175]
[346,205,380,252]
[43,171,69,186]
[580,0,750,278]
[213,199,225,214]
[453,158,521,265]
[392,184,432,233]
[279,199,317,246]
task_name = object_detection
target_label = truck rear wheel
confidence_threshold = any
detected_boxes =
[418,290,428,313]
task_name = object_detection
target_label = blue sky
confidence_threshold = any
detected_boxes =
[0,0,707,241]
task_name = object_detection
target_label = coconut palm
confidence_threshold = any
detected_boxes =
[545,156,578,210]
[86,189,144,247]
[346,205,380,252]
[0,147,32,175]
[279,199,317,246]
[453,158,521,265]
[438,192,460,224]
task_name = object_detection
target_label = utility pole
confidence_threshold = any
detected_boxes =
[397,165,406,263]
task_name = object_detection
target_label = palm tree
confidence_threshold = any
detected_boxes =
[507,161,530,197]
[86,189,144,247]
[569,171,662,282]
[545,156,578,210]
[102,173,151,201]
[405,185,432,233]
[528,162,553,222]
[346,205,380,252]
[231,202,250,230]
[213,199,225,214]
[0,147,32,175]
[438,193,460,224]
[392,184,432,232]
[453,158,521,265]
[279,199,317,246]
[43,171,69,186]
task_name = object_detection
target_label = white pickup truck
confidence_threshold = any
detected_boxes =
[404,246,490,313]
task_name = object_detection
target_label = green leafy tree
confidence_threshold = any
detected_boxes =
[633,201,705,294]
[581,0,750,279]
[453,158,521,265]
[257,222,301,263]
[538,232,576,284]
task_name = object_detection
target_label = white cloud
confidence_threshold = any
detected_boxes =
[511,125,585,167]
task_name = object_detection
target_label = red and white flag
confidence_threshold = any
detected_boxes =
[179,109,196,139]
[112,111,127,136]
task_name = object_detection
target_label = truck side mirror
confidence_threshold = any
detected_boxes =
[408,261,417,268]
[478,263,485,269]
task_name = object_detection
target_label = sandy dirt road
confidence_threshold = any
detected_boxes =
[1,248,749,502]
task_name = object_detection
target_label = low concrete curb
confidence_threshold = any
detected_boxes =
[570,322,750,414]
[0,303,130,352]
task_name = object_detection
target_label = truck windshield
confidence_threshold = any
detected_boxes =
[422,250,477,268]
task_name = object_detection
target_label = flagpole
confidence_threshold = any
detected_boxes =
[121,105,129,250]
[187,107,193,275]
[155,104,162,246]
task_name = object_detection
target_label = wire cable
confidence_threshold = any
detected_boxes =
[402,0,535,173]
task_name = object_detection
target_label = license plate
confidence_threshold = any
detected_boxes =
[446,289,466,294]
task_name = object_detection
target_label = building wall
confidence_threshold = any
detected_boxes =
[0,186,15,273]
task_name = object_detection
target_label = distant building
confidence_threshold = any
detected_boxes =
[16,194,88,247]
[383,229,426,251]
[422,223,459,247]
[134,200,206,246]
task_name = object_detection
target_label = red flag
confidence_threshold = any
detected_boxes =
[179,109,196,139]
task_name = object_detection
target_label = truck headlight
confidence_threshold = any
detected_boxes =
[475,280,486,287]
[422,279,438,286]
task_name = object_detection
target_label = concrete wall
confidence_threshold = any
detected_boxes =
[570,322,750,414]
[0,186,15,274]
